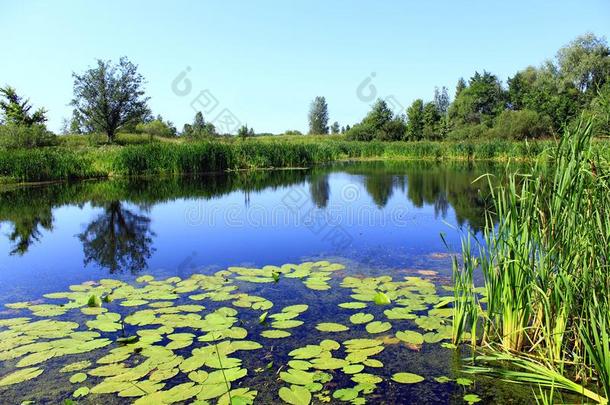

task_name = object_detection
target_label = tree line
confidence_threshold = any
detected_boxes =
[308,33,610,141]
[0,32,608,148]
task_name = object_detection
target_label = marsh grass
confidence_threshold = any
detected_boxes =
[452,120,610,403]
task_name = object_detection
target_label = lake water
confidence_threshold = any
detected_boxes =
[0,161,531,404]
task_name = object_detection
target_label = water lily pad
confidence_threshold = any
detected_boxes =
[338,302,368,309]
[464,394,482,404]
[392,372,424,384]
[316,323,349,332]
[0,367,43,386]
[73,386,90,398]
[365,321,391,334]
[261,330,291,338]
[69,372,87,384]
[333,388,359,401]
[279,385,312,405]
[373,292,391,305]
[349,313,374,325]
[396,330,424,345]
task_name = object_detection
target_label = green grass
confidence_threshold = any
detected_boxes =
[1,133,609,183]
[451,120,610,403]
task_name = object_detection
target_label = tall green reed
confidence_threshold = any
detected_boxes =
[452,120,610,403]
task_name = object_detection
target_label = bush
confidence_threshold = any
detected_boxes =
[0,124,58,149]
[135,119,176,138]
[345,123,375,141]
[446,123,491,140]
[491,109,552,140]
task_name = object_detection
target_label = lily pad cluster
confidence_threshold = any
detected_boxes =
[0,260,480,404]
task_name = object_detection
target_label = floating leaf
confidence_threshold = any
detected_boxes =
[87,295,102,308]
[338,302,368,309]
[69,372,87,384]
[456,377,473,386]
[261,330,291,339]
[0,367,43,386]
[464,394,482,404]
[395,330,424,345]
[316,323,349,332]
[365,321,391,334]
[333,388,359,401]
[373,292,391,305]
[349,313,374,325]
[391,372,425,384]
[73,386,90,398]
[279,385,312,405]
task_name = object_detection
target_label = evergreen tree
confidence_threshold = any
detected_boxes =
[308,96,329,134]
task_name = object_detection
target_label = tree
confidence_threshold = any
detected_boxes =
[455,78,467,98]
[184,111,216,138]
[448,71,506,127]
[330,121,340,134]
[71,57,150,142]
[405,99,425,140]
[422,101,441,139]
[557,33,610,98]
[433,86,450,115]
[0,86,47,126]
[136,117,176,138]
[507,64,580,131]
[346,99,406,141]
[193,111,205,131]
[308,96,329,134]
[237,124,255,138]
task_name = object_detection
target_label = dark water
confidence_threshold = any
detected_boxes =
[0,161,531,404]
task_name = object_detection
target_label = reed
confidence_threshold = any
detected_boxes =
[452,120,610,403]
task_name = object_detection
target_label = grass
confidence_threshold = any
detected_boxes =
[451,120,610,403]
[0,132,609,183]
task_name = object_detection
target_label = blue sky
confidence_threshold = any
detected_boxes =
[1,1,609,134]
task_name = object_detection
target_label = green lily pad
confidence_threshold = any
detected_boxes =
[373,292,391,305]
[349,313,374,325]
[261,330,291,338]
[69,372,87,384]
[395,330,424,345]
[365,321,391,334]
[316,323,349,332]
[73,386,90,398]
[464,394,482,404]
[278,385,312,405]
[0,367,44,386]
[392,372,425,384]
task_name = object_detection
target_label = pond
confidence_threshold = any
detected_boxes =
[0,161,531,404]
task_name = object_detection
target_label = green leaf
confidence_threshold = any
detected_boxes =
[278,385,311,405]
[338,302,368,309]
[395,330,424,345]
[87,294,102,308]
[349,313,374,325]
[391,372,425,384]
[261,330,291,338]
[69,372,87,384]
[0,367,44,386]
[365,321,391,334]
[373,292,391,305]
[315,323,349,332]
[464,394,482,404]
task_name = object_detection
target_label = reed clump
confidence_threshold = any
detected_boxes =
[451,120,610,403]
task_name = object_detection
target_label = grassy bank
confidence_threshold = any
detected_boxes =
[451,121,610,403]
[1,135,609,183]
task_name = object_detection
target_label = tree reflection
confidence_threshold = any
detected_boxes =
[5,208,53,255]
[310,174,330,208]
[78,201,155,274]
[364,175,394,208]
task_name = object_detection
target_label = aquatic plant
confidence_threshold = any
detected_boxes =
[452,120,610,403]
[0,260,486,403]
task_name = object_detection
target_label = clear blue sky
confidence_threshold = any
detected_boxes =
[1,0,609,134]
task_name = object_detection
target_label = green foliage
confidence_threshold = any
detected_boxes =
[237,124,255,138]
[183,111,217,138]
[330,121,340,134]
[347,99,406,141]
[453,120,610,403]
[448,71,506,127]
[135,118,176,138]
[0,124,57,149]
[491,109,552,140]
[0,87,47,126]
[71,57,150,141]
[308,96,329,134]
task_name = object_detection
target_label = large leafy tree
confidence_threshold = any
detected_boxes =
[449,71,506,126]
[557,33,610,99]
[347,99,406,141]
[0,86,47,126]
[405,99,425,140]
[308,96,329,134]
[71,57,150,142]
[507,64,580,132]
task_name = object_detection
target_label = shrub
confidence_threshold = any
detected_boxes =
[135,119,176,138]
[0,124,58,149]
[491,109,552,140]
[446,124,491,140]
